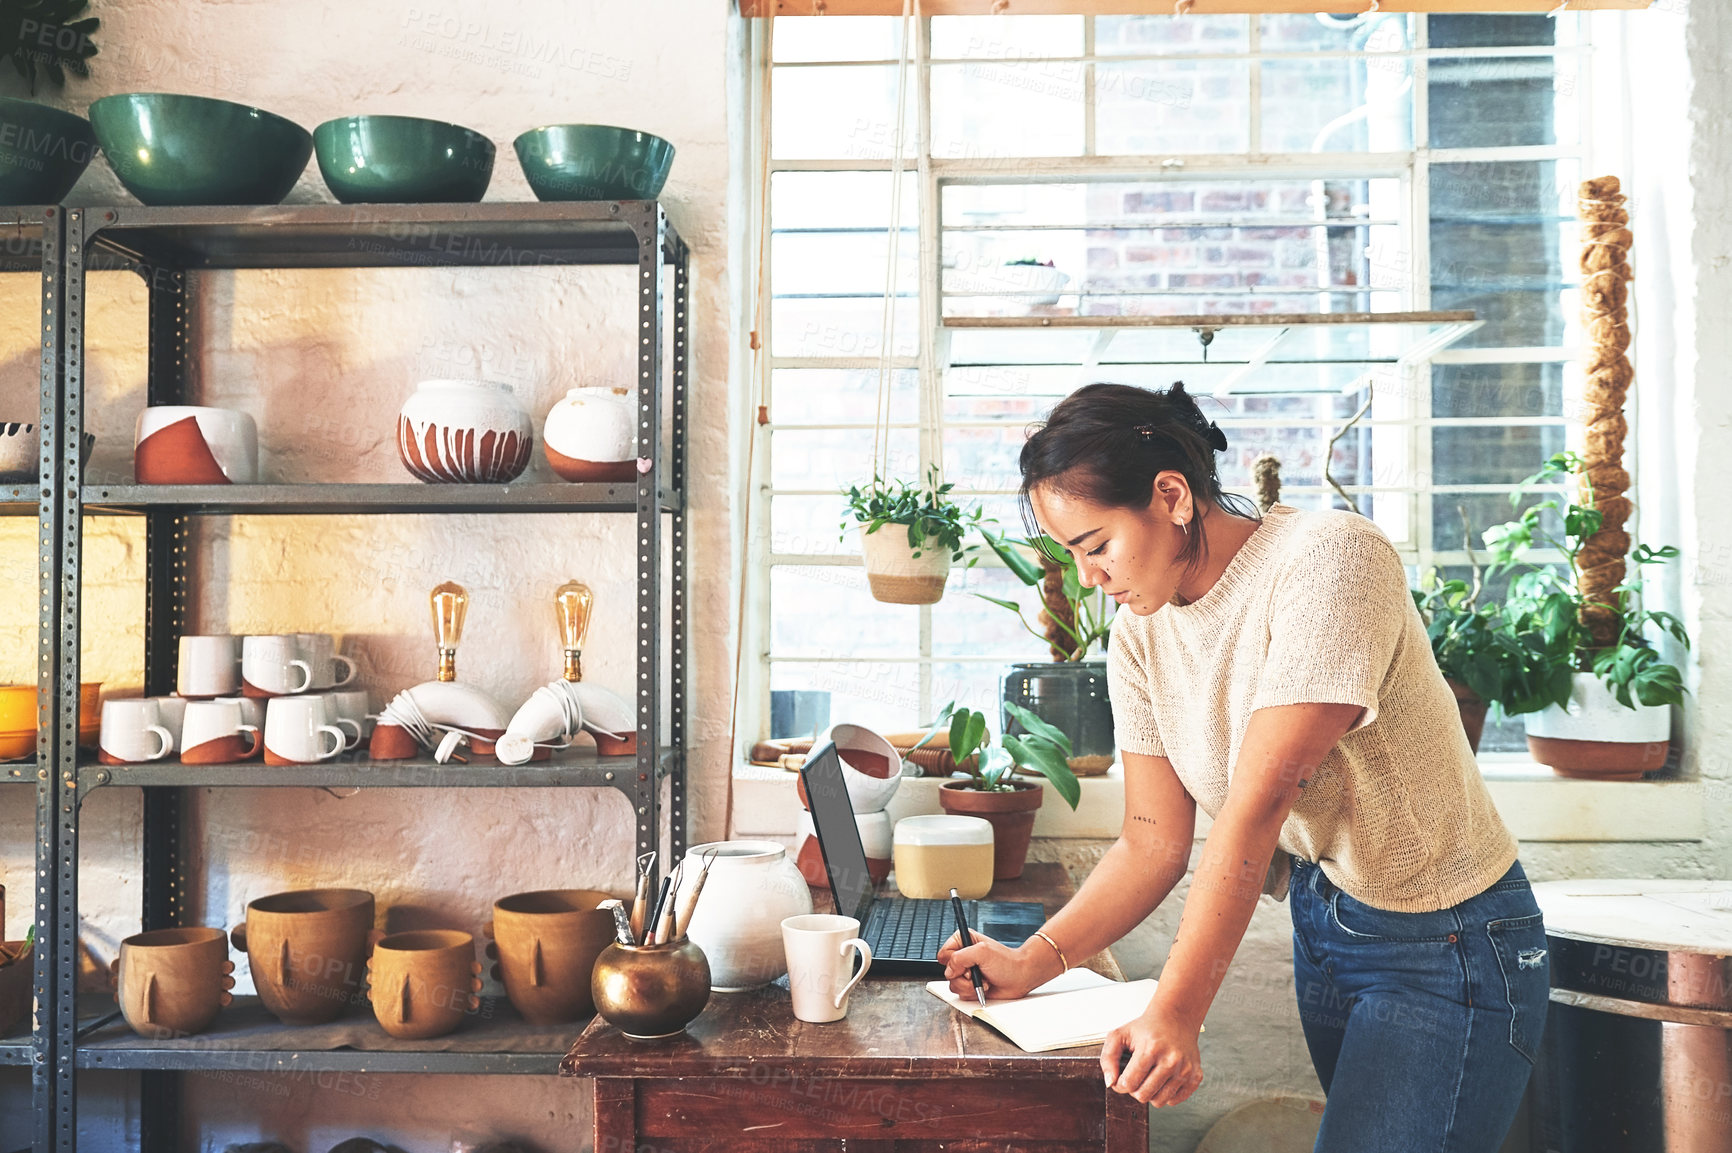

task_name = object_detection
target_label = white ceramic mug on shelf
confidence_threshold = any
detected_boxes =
[148,696,187,752]
[179,699,260,764]
[263,695,347,765]
[176,635,240,698]
[294,633,357,691]
[241,635,313,697]
[781,914,872,1024]
[215,696,264,731]
[326,690,371,749]
[98,699,174,765]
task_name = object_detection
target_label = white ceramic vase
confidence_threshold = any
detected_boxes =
[543,385,637,482]
[397,379,533,484]
[135,406,258,485]
[859,524,951,605]
[1524,673,1671,780]
[675,840,813,991]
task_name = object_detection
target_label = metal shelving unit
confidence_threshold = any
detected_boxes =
[35,200,689,1151]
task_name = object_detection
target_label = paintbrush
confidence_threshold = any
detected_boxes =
[673,847,719,940]
[629,851,655,944]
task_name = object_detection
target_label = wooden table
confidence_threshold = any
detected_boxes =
[560,862,1148,1152]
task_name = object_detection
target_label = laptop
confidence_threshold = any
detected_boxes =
[800,740,1048,976]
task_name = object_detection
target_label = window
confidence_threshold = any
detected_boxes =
[752,12,1585,755]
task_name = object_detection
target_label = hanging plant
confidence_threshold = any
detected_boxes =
[0,0,98,92]
[841,467,981,605]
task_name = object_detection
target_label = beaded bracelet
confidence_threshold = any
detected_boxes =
[1033,929,1069,973]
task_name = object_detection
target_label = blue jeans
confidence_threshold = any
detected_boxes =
[1288,857,1550,1153]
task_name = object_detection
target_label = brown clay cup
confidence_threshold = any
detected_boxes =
[231,888,374,1025]
[367,930,482,1040]
[485,889,615,1024]
[113,927,234,1038]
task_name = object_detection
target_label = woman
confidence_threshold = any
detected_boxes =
[938,382,1549,1151]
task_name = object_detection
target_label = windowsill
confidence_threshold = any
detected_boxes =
[732,759,1707,844]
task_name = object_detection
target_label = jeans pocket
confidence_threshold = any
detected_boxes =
[1487,912,1549,1064]
[1328,889,1459,942]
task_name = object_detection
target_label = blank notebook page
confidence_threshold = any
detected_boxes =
[926,969,1160,1053]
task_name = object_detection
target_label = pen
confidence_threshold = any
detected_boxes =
[643,874,675,946]
[949,887,987,1008]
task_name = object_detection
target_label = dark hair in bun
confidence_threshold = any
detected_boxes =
[1017,382,1260,572]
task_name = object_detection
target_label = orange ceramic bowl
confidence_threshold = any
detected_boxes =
[0,685,31,733]
[0,682,103,755]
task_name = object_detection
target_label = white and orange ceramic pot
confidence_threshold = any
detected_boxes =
[134,406,257,485]
[397,379,532,484]
[542,385,637,482]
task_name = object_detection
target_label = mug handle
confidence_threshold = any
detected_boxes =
[230,924,248,952]
[330,655,358,688]
[144,725,174,761]
[315,725,347,760]
[140,972,158,1028]
[399,972,414,1023]
[834,938,873,1009]
[331,717,362,751]
[236,724,260,758]
[288,659,313,694]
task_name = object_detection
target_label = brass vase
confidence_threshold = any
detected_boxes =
[590,938,711,1041]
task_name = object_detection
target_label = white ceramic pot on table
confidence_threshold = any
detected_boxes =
[675,839,813,992]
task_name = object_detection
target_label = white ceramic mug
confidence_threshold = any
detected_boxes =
[148,696,187,752]
[177,635,240,698]
[326,689,371,750]
[98,699,174,765]
[294,633,357,691]
[780,913,872,1024]
[179,699,261,764]
[241,635,313,697]
[215,695,264,731]
[263,695,347,765]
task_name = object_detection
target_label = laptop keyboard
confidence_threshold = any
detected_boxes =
[866,899,957,959]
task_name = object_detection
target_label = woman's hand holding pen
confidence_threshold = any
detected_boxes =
[937,930,1064,1002]
[1100,1005,1203,1107]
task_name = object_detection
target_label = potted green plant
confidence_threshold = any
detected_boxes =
[977,529,1116,774]
[841,466,981,605]
[912,702,1080,880]
[1002,257,1069,306]
[0,924,34,1037]
[1485,451,1689,779]
[1411,569,1525,753]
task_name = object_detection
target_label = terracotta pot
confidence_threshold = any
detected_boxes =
[1524,673,1671,781]
[134,405,258,484]
[543,385,637,482]
[232,888,374,1024]
[938,781,1044,881]
[858,524,951,605]
[114,927,234,1038]
[484,888,616,1024]
[1446,678,1489,754]
[675,840,812,991]
[591,938,711,1041]
[397,379,533,484]
[0,943,31,1037]
[367,929,482,1040]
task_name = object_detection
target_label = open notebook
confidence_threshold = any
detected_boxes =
[926,968,1160,1053]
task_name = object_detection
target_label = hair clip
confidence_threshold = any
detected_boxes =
[1205,421,1228,453]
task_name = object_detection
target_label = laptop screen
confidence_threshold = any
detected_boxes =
[799,742,875,925]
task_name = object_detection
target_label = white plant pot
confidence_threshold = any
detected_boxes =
[675,840,813,991]
[397,379,533,484]
[543,385,637,482]
[859,524,951,605]
[1524,673,1671,781]
[134,406,258,485]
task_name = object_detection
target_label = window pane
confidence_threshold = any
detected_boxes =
[773,17,903,62]
[945,424,1027,493]
[771,660,921,733]
[1431,287,1572,349]
[1260,58,1413,152]
[1428,55,1577,149]
[1097,14,1249,55]
[932,565,1054,658]
[772,65,918,160]
[771,567,918,657]
[931,662,1017,728]
[774,368,916,427]
[1095,60,1250,154]
[773,297,919,359]
[772,428,918,491]
[1430,161,1574,349]
[1431,425,1565,486]
[1259,13,1414,51]
[931,62,1084,158]
[773,495,855,558]
[1428,15,1558,49]
[1432,490,1559,557]
[772,171,919,230]
[931,15,1083,58]
[773,230,918,297]
[1431,363,1564,419]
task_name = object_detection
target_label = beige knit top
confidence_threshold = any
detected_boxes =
[1107,503,1518,913]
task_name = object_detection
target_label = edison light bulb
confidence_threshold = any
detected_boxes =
[554,579,594,682]
[430,581,469,683]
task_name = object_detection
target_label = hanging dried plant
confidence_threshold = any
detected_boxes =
[1253,453,1282,512]
[1576,175,1635,650]
[1039,552,1073,662]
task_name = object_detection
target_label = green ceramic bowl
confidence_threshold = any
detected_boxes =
[89,93,312,207]
[0,99,95,205]
[314,115,495,204]
[513,124,674,202]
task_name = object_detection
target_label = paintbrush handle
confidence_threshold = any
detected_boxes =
[629,873,651,944]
